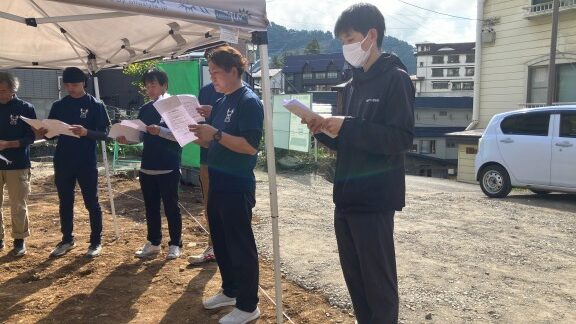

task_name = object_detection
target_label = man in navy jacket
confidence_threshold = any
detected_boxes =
[42,67,110,258]
[0,71,36,257]
[304,4,415,323]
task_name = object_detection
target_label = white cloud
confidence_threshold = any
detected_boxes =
[266,0,477,45]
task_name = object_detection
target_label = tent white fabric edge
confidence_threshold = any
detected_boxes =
[0,1,284,322]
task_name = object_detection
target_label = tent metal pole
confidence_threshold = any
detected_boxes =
[93,75,120,239]
[258,41,283,323]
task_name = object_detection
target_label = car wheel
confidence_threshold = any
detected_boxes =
[480,165,512,198]
[529,189,550,195]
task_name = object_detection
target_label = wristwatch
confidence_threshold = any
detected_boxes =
[213,129,223,142]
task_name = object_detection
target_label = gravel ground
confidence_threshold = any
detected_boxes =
[252,171,576,323]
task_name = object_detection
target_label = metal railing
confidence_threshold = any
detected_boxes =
[523,0,576,17]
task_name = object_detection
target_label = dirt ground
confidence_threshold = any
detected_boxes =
[0,163,355,324]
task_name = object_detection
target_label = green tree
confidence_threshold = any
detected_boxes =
[304,38,321,55]
[270,55,285,69]
[122,59,160,96]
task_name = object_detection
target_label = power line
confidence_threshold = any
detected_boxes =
[396,0,480,21]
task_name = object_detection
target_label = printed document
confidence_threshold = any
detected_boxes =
[282,99,337,138]
[153,95,202,147]
[20,116,79,138]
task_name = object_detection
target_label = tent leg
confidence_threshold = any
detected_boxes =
[94,76,120,239]
[259,44,283,323]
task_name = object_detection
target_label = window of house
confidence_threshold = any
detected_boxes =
[327,71,338,79]
[410,144,418,152]
[433,82,449,89]
[447,68,460,77]
[439,111,448,116]
[315,72,326,79]
[463,82,474,90]
[452,82,462,90]
[432,56,444,64]
[446,142,456,148]
[466,67,475,76]
[466,54,475,63]
[303,72,313,80]
[419,62,424,67]
[500,112,550,136]
[448,55,460,63]
[560,113,576,138]
[432,68,444,77]
[420,140,436,154]
[528,63,576,104]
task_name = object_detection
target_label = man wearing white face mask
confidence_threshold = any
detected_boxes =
[302,3,415,324]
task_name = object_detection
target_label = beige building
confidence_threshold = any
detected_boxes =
[450,0,576,183]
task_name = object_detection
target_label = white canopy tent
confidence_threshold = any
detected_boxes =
[0,0,284,322]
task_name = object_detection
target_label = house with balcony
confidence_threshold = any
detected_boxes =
[282,53,351,94]
[449,0,576,183]
[414,42,476,97]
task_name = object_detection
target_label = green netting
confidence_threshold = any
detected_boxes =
[158,60,202,168]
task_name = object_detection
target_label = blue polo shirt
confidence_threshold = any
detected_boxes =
[138,101,182,171]
[48,94,110,169]
[207,85,263,193]
[0,96,36,170]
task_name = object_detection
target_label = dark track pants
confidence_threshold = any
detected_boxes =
[208,191,259,312]
[54,166,103,245]
[139,170,182,247]
[335,209,398,324]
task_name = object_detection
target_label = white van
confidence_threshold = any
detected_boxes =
[475,106,576,198]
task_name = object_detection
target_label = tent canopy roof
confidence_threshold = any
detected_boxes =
[0,0,268,72]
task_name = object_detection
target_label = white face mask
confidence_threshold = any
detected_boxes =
[342,35,374,68]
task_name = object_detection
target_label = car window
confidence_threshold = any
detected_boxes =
[559,112,576,138]
[500,112,550,136]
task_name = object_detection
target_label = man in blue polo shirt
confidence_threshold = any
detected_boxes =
[42,67,111,258]
[0,71,36,257]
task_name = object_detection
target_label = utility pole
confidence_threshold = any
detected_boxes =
[546,0,560,106]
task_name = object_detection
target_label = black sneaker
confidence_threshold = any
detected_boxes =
[12,239,26,257]
[0,239,4,250]
[50,241,76,257]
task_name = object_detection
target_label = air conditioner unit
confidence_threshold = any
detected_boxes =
[481,29,496,44]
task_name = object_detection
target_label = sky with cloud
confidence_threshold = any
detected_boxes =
[266,0,478,45]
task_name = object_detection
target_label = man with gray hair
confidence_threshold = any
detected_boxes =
[0,71,37,256]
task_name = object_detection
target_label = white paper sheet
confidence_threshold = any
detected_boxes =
[153,95,200,147]
[109,123,142,143]
[282,99,337,138]
[120,119,147,132]
[0,153,12,165]
[20,116,79,138]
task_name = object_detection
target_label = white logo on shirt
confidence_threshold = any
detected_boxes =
[224,107,234,123]
[80,108,89,119]
[10,114,19,125]
[366,98,380,103]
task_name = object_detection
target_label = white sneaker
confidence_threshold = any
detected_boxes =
[166,245,181,260]
[203,291,236,310]
[86,244,102,258]
[134,242,161,258]
[219,306,260,324]
[188,246,216,265]
[50,241,76,257]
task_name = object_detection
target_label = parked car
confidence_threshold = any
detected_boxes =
[475,106,576,198]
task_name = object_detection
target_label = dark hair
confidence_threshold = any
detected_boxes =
[0,71,19,92]
[334,3,386,48]
[207,45,248,78]
[142,68,168,86]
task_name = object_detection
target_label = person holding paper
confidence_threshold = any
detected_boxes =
[0,71,36,256]
[40,67,111,258]
[119,69,184,260]
[302,4,415,324]
[189,45,263,324]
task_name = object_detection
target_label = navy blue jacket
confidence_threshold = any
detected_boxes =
[138,101,182,171]
[0,96,36,170]
[315,54,415,212]
[48,94,110,169]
